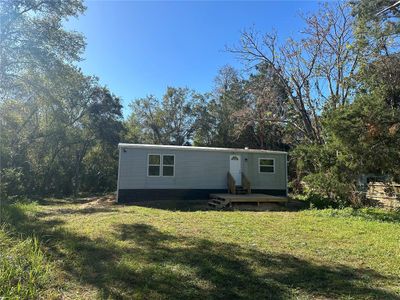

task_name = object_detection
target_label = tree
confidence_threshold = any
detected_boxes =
[0,0,125,198]
[79,87,124,194]
[228,2,358,144]
[292,1,400,206]
[129,87,199,145]
[195,65,248,147]
[233,64,288,150]
[161,87,199,145]
[327,54,400,181]
[0,0,85,98]
[351,0,400,64]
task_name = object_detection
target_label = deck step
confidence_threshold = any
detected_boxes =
[235,186,249,195]
[208,198,230,209]
[208,199,222,205]
[236,191,248,195]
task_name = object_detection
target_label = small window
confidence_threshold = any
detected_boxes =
[162,155,175,176]
[259,158,274,173]
[148,154,160,176]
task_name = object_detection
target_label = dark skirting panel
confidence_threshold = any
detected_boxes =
[117,189,287,203]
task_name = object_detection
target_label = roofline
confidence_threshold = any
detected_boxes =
[118,143,287,155]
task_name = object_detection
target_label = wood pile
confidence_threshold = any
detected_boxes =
[367,182,400,209]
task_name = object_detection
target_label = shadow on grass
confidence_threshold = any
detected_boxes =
[36,206,118,217]
[350,208,400,223]
[123,200,213,212]
[37,198,91,206]
[1,204,399,299]
[321,208,400,224]
[123,200,300,212]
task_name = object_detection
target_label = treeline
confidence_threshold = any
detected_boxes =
[1,1,399,206]
[0,0,123,197]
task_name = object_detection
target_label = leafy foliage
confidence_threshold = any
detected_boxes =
[0,0,124,198]
[128,87,201,145]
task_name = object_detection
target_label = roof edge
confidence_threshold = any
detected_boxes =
[118,143,287,155]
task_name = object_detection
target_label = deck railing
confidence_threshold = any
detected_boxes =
[227,172,236,194]
[242,173,251,194]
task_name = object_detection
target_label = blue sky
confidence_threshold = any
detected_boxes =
[66,1,321,116]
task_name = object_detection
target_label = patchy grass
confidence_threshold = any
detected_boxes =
[0,225,55,299]
[1,199,400,299]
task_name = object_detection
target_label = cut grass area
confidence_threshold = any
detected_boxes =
[1,199,400,299]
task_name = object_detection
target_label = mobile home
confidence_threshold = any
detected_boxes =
[117,143,288,202]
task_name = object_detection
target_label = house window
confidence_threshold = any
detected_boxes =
[162,155,175,176]
[148,154,161,176]
[259,158,274,173]
[148,154,175,177]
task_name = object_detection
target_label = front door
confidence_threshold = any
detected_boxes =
[229,155,241,185]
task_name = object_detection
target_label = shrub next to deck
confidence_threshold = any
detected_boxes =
[117,143,288,202]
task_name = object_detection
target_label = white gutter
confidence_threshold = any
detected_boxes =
[118,143,288,155]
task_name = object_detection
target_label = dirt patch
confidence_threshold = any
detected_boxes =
[79,194,117,208]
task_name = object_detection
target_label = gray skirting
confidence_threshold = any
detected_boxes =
[117,188,287,203]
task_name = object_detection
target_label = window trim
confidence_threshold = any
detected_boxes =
[162,154,175,177]
[258,157,275,174]
[147,154,161,177]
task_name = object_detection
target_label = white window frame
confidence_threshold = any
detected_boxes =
[162,154,175,177]
[258,158,275,174]
[147,154,161,177]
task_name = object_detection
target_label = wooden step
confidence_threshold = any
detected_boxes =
[236,190,248,195]
[235,186,249,195]
[208,199,222,206]
[208,198,230,209]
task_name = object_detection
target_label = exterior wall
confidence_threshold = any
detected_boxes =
[118,148,231,189]
[117,145,287,201]
[241,152,287,191]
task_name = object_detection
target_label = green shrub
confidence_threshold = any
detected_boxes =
[0,168,26,201]
[291,142,359,208]
[294,191,339,209]
[302,172,353,208]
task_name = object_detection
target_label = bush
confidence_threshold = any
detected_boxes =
[291,142,360,208]
[294,190,341,209]
[302,172,353,208]
[0,168,26,201]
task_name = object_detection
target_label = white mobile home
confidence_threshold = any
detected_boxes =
[117,143,288,202]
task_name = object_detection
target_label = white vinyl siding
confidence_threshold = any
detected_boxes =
[119,147,286,190]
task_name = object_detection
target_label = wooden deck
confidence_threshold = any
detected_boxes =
[209,193,288,203]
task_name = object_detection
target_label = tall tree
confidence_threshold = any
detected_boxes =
[0,0,85,98]
[233,64,288,150]
[201,66,248,147]
[352,0,400,64]
[228,2,358,144]
[0,0,125,198]
[129,87,199,145]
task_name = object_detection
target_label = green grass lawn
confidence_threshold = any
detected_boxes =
[1,199,400,299]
